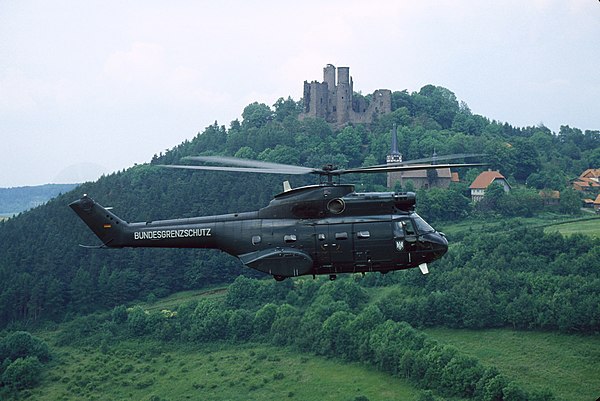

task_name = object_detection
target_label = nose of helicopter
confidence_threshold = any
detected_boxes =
[426,231,448,261]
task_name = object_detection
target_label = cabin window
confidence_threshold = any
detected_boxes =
[335,232,348,240]
[252,235,262,245]
[357,231,370,239]
[395,220,416,237]
[284,234,297,243]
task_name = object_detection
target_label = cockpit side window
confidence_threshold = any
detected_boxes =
[403,220,417,236]
[412,213,435,234]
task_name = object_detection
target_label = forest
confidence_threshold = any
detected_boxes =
[0,85,598,400]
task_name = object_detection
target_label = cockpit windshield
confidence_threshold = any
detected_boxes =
[412,213,435,234]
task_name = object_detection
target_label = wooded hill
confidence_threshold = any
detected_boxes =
[0,184,78,216]
[0,85,598,328]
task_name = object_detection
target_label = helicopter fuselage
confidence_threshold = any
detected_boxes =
[70,184,448,280]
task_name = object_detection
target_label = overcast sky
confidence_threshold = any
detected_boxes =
[1,0,598,187]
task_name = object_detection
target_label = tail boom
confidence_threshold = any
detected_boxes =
[69,195,221,249]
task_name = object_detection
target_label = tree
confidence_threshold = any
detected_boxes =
[270,304,301,346]
[0,331,51,363]
[415,85,460,129]
[477,183,506,213]
[228,309,254,341]
[1,356,42,390]
[513,138,541,182]
[189,299,230,341]
[321,311,355,357]
[558,188,581,215]
[502,381,529,401]
[242,102,273,129]
[234,146,257,160]
[196,122,227,153]
[70,267,96,313]
[253,303,278,336]
[126,306,149,336]
[498,188,541,217]
[258,144,300,165]
[225,276,262,309]
[332,127,363,166]
[273,97,301,122]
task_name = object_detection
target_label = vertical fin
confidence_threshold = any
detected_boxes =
[69,195,127,247]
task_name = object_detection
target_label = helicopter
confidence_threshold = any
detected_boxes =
[70,155,484,281]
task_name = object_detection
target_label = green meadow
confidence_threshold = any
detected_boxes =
[438,214,600,239]
[542,217,600,238]
[29,340,426,401]
[425,328,600,401]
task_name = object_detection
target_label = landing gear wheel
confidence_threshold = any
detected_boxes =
[273,275,286,282]
[329,274,337,281]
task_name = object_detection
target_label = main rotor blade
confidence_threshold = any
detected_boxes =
[183,156,314,174]
[336,162,487,175]
[160,164,314,175]
[165,154,487,177]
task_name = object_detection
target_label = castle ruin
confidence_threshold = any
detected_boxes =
[300,64,391,126]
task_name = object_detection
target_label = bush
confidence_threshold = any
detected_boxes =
[2,356,42,390]
[0,331,51,363]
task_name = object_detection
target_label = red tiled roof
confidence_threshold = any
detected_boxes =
[580,169,600,179]
[469,171,507,189]
[573,178,600,188]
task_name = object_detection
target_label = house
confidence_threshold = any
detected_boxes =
[583,198,595,208]
[389,168,454,190]
[572,168,600,192]
[540,190,560,206]
[594,194,600,212]
[469,170,510,202]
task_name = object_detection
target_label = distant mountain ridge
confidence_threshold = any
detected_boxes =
[0,183,79,215]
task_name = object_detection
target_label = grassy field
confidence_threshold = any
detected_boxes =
[425,328,600,401]
[141,287,228,312]
[29,340,428,401]
[542,217,600,238]
[438,214,600,239]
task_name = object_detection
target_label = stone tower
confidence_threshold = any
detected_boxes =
[301,64,391,127]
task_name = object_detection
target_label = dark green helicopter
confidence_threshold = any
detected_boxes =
[70,155,484,281]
